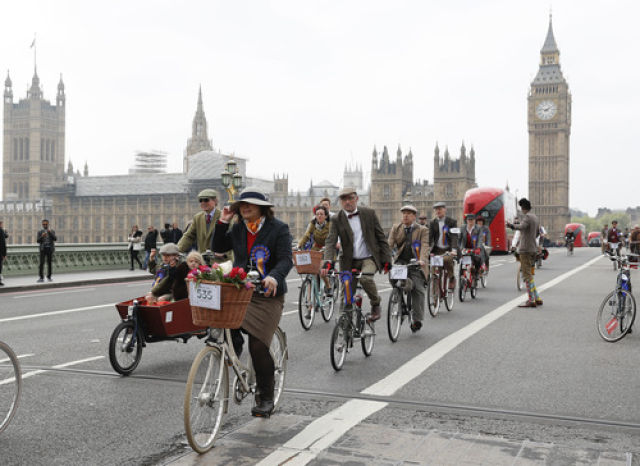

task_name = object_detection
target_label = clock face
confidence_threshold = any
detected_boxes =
[536,100,557,120]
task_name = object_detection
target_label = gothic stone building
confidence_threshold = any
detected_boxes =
[528,16,571,242]
[370,143,476,231]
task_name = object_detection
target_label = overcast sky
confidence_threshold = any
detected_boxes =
[1,1,638,216]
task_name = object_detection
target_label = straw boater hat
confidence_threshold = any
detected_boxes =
[230,187,274,211]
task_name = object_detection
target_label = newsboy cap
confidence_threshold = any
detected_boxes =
[197,188,218,199]
[400,204,418,214]
[159,243,180,255]
[433,201,446,209]
[338,187,358,198]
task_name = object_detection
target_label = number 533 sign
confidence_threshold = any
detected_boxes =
[189,282,222,310]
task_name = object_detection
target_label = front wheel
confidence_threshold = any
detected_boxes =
[596,290,637,342]
[0,341,21,434]
[481,268,488,287]
[271,328,288,411]
[427,274,441,316]
[330,319,348,371]
[470,277,477,299]
[387,288,402,342]
[458,272,467,303]
[321,275,338,322]
[184,346,228,453]
[444,275,455,312]
[298,277,315,330]
[361,315,375,356]
[108,321,143,375]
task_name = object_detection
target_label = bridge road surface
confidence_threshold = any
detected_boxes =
[1,248,639,465]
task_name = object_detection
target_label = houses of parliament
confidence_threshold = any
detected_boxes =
[0,17,569,244]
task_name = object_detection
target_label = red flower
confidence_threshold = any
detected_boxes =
[228,268,238,279]
[238,268,247,280]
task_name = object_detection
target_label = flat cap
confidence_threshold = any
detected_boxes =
[433,201,446,209]
[197,188,218,199]
[400,204,417,214]
[159,242,180,255]
[338,187,357,198]
[464,213,476,220]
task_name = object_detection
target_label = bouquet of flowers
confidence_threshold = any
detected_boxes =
[186,261,252,290]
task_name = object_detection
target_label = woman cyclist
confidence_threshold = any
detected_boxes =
[298,205,333,295]
[212,187,293,418]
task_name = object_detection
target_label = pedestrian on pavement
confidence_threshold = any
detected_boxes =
[0,220,7,286]
[142,225,158,270]
[322,187,392,322]
[507,198,542,308]
[171,222,183,244]
[127,225,143,270]
[160,223,172,244]
[601,224,609,254]
[178,189,228,262]
[37,219,57,282]
[388,205,429,332]
[213,187,293,417]
[428,202,458,291]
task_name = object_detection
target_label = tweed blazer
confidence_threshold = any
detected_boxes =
[212,217,293,297]
[388,222,429,276]
[428,217,458,252]
[511,211,540,254]
[178,208,221,254]
[459,225,485,250]
[324,206,391,272]
[298,220,331,250]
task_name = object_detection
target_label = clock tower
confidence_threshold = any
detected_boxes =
[528,15,571,242]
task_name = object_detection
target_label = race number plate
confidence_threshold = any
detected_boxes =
[430,255,444,267]
[189,282,222,310]
[461,256,472,265]
[295,252,312,266]
[609,243,618,249]
[390,265,408,280]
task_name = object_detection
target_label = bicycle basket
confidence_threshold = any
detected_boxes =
[293,250,323,274]
[189,281,253,328]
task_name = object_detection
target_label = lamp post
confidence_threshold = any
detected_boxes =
[221,158,242,202]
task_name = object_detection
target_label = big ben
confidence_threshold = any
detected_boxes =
[528,15,571,242]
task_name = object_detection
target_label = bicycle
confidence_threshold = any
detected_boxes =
[427,252,455,316]
[387,260,426,342]
[298,270,339,330]
[596,252,638,342]
[566,238,574,256]
[329,270,375,371]
[0,340,22,434]
[183,272,288,453]
[458,249,480,302]
[607,242,621,271]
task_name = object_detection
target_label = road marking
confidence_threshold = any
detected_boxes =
[257,254,603,466]
[0,353,35,363]
[0,304,113,323]
[0,356,104,386]
[13,288,96,299]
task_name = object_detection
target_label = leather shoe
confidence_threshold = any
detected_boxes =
[410,321,422,333]
[518,301,537,308]
[535,299,543,306]
[251,399,274,418]
[368,305,381,322]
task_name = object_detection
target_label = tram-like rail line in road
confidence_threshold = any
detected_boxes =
[12,363,640,432]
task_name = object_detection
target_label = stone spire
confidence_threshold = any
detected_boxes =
[541,14,559,54]
[83,161,89,177]
[29,68,42,100]
[57,74,65,106]
[185,85,213,159]
[3,70,12,102]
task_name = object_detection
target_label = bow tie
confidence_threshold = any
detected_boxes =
[347,212,359,219]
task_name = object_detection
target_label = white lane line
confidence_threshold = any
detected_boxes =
[258,254,603,466]
[13,288,96,299]
[492,264,504,268]
[0,356,104,386]
[283,310,297,316]
[0,353,35,363]
[0,304,113,323]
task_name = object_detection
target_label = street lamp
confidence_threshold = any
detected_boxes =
[221,158,242,202]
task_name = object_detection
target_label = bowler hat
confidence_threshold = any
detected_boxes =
[230,187,273,211]
[197,188,218,199]
[159,243,180,255]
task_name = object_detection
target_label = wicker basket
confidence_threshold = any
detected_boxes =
[293,250,323,274]
[189,281,253,329]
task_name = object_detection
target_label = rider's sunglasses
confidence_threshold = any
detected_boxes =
[199,198,210,203]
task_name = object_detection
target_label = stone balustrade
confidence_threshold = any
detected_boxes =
[2,243,135,276]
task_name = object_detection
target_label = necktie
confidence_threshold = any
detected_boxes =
[206,213,211,225]
[347,211,359,219]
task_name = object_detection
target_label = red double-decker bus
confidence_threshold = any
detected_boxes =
[463,187,517,254]
[564,223,587,247]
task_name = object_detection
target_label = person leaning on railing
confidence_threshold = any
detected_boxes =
[212,187,293,418]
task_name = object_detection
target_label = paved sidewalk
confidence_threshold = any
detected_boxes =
[167,414,634,466]
[0,268,151,293]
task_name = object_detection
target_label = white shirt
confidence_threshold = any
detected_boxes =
[437,218,446,249]
[346,209,372,260]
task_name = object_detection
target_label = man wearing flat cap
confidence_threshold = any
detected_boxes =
[429,202,458,290]
[178,188,225,258]
[388,205,429,332]
[322,187,391,321]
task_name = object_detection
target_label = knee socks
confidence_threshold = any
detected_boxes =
[526,279,539,302]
